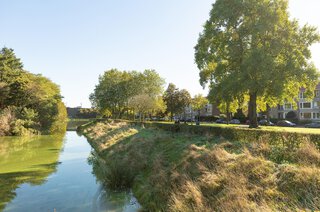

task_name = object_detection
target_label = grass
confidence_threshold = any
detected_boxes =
[67,118,94,130]
[81,121,320,211]
[145,121,320,134]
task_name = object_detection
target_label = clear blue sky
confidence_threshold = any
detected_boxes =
[1,0,319,108]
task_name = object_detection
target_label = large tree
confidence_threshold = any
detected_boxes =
[195,0,320,128]
[0,47,67,135]
[163,83,191,121]
[191,94,208,124]
[90,69,165,118]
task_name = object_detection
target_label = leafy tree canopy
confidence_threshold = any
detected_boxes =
[195,0,320,127]
[0,47,67,135]
[163,83,191,121]
[90,69,165,118]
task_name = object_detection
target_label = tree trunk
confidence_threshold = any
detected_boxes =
[170,110,173,122]
[266,104,271,122]
[249,92,258,128]
[226,102,230,125]
[133,109,135,121]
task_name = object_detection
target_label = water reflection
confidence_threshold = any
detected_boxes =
[0,132,139,212]
[89,151,140,212]
[0,135,65,211]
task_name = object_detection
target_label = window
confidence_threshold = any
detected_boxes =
[314,101,320,109]
[299,92,304,99]
[315,90,320,98]
[314,113,320,119]
[304,113,312,119]
[300,102,311,109]
[207,105,212,113]
[303,102,311,109]
[301,113,312,119]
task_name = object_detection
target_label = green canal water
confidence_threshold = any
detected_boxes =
[0,132,140,212]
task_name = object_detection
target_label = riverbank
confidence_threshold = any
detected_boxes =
[80,120,320,211]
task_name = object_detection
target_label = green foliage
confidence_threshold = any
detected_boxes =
[0,47,67,135]
[163,83,191,120]
[138,122,320,149]
[191,94,208,112]
[129,95,166,121]
[90,69,165,119]
[78,108,97,119]
[286,111,297,119]
[0,107,15,136]
[191,94,208,121]
[195,0,320,128]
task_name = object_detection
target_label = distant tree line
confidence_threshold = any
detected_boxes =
[90,69,209,121]
[0,47,67,136]
[90,69,166,120]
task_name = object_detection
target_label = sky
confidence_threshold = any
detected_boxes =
[1,0,319,108]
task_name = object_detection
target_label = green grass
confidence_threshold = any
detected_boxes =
[203,122,320,134]
[147,121,320,134]
[67,118,94,130]
[81,121,320,211]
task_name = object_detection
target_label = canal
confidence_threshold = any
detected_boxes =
[0,132,140,212]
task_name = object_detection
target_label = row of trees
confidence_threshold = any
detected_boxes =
[90,69,166,120]
[0,47,67,135]
[195,0,320,128]
[90,69,209,121]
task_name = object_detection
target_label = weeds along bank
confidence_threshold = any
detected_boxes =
[79,120,320,211]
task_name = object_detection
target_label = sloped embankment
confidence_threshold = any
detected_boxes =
[80,121,320,211]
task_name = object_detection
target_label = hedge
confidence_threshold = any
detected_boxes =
[127,121,320,150]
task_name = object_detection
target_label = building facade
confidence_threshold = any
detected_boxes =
[270,83,320,121]
[179,104,220,120]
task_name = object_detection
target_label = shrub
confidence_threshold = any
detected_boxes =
[0,107,15,136]
[136,122,320,150]
[286,111,297,119]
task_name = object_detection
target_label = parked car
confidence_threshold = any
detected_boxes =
[259,119,275,126]
[305,122,320,128]
[216,118,227,124]
[230,119,241,124]
[159,117,169,121]
[277,120,296,127]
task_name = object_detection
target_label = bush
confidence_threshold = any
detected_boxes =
[135,122,320,150]
[286,111,297,119]
[0,107,15,136]
[233,109,246,123]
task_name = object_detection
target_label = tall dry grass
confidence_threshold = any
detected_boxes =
[82,121,320,211]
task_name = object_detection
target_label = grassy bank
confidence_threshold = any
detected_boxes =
[80,121,320,211]
[67,119,94,131]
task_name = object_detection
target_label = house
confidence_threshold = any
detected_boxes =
[270,83,320,121]
[179,103,220,120]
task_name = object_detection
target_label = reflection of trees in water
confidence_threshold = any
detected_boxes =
[88,151,139,212]
[0,134,65,211]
